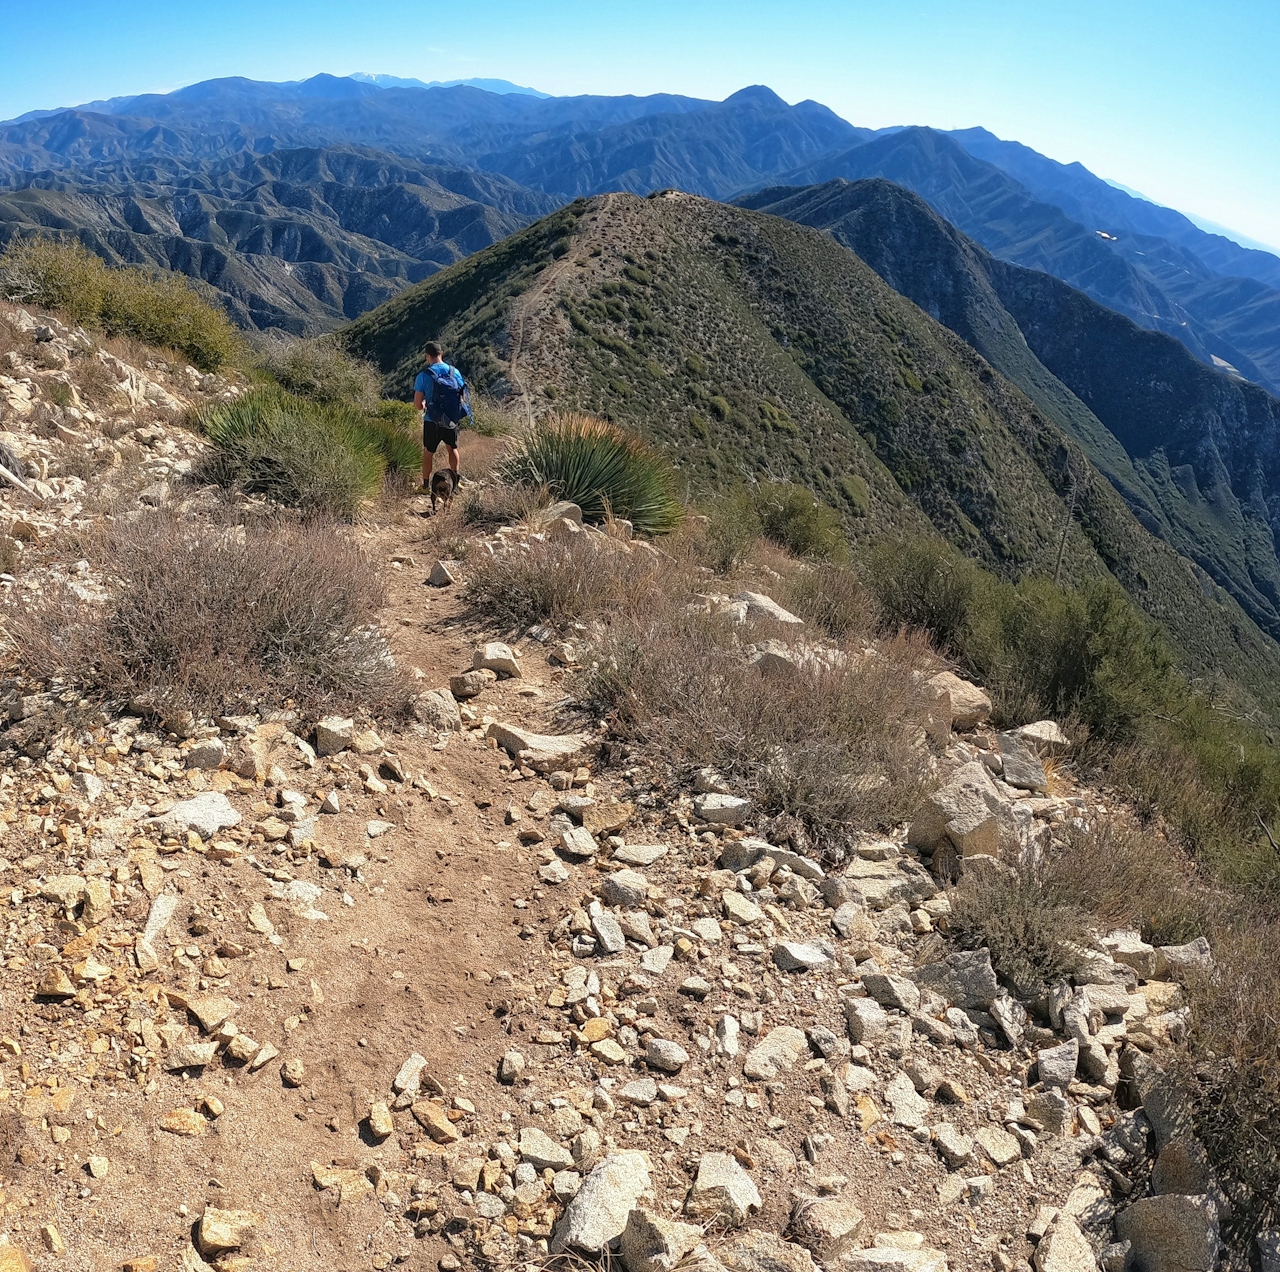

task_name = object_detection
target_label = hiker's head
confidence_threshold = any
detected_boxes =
[423,341,443,364]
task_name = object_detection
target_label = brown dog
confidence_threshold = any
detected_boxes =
[430,468,459,514]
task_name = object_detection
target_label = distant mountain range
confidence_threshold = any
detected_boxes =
[1,73,1279,394]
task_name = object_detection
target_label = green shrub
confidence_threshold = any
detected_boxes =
[0,237,240,370]
[498,412,683,535]
[866,535,1170,740]
[264,337,381,406]
[198,388,416,517]
[751,481,848,561]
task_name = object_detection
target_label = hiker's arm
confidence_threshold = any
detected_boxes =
[413,391,426,411]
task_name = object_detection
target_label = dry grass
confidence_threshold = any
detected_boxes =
[4,509,410,720]
[466,532,676,631]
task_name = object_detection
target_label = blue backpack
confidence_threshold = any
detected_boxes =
[425,362,470,424]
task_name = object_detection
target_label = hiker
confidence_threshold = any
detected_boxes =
[413,341,471,490]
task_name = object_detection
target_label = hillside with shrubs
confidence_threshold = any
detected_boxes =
[0,224,1277,1271]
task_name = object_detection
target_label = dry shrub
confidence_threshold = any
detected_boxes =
[784,560,879,639]
[460,481,552,531]
[458,429,508,482]
[466,533,675,630]
[1184,912,1280,1248]
[583,606,935,861]
[949,860,1092,996]
[5,510,409,719]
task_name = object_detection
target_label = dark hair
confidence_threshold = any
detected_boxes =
[423,341,442,358]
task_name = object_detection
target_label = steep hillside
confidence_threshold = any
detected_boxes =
[0,148,557,333]
[739,179,1280,647]
[345,192,1280,714]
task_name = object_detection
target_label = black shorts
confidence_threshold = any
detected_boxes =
[422,418,460,453]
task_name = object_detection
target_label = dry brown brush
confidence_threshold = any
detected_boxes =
[5,510,409,720]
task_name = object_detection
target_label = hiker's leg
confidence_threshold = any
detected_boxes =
[420,444,431,488]
[445,442,459,475]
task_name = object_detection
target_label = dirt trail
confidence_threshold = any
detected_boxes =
[505,193,616,424]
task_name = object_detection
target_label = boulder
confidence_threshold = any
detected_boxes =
[997,733,1048,793]
[487,721,591,772]
[695,793,751,826]
[185,738,226,770]
[601,869,650,909]
[928,671,991,729]
[719,1230,817,1272]
[412,688,461,732]
[908,762,1003,857]
[1114,1194,1220,1272]
[314,716,353,756]
[862,972,921,1013]
[1037,1039,1080,1089]
[646,1039,689,1074]
[552,1152,651,1253]
[1034,1214,1095,1272]
[197,1207,260,1257]
[1012,720,1070,754]
[1103,930,1164,980]
[843,997,888,1046]
[913,948,999,1010]
[842,1247,947,1271]
[473,641,522,677]
[520,1127,574,1171]
[783,1187,865,1259]
[1159,937,1213,981]
[884,1073,928,1129]
[619,1208,704,1272]
[735,591,803,625]
[772,941,833,972]
[427,559,457,587]
[685,1152,762,1225]
[450,668,495,699]
[742,1027,809,1081]
[932,1124,975,1169]
[159,792,241,840]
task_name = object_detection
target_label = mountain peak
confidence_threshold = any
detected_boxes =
[723,85,787,108]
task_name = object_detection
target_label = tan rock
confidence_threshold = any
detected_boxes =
[160,1108,207,1136]
[368,1102,394,1140]
[412,1100,461,1144]
[197,1207,260,1256]
[0,1247,33,1272]
[928,671,991,729]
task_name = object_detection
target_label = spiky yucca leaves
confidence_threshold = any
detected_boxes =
[498,413,682,535]
[199,388,417,517]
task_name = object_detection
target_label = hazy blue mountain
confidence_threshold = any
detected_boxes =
[3,73,1280,395]
[348,73,548,96]
[779,126,1280,395]
[949,127,1280,290]
[478,87,870,199]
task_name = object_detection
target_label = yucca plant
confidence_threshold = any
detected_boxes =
[198,388,395,517]
[498,412,683,535]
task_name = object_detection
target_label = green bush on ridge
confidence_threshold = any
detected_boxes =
[0,237,240,370]
[197,388,418,517]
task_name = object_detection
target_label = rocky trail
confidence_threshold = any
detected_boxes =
[0,301,1237,1272]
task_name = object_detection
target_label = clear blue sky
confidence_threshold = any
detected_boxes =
[5,0,1279,249]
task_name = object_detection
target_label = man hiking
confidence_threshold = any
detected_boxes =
[413,341,471,490]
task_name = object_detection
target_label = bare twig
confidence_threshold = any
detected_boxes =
[0,462,43,503]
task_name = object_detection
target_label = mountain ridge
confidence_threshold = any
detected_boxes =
[344,191,1280,718]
